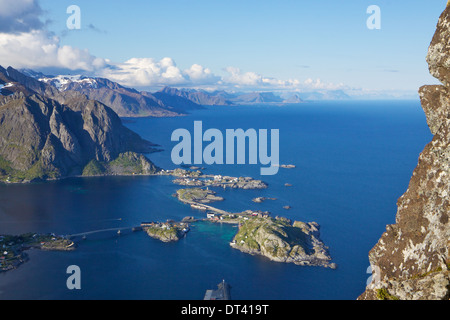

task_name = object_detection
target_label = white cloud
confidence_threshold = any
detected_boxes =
[100,57,187,87]
[303,78,347,91]
[0,0,351,94]
[0,30,107,71]
[221,67,342,91]
[184,64,219,84]
[223,67,262,86]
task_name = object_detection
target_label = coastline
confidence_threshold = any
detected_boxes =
[0,234,76,273]
[1,165,335,273]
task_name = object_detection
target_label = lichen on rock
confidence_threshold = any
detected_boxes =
[359,5,450,300]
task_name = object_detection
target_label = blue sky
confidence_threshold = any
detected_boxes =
[0,0,446,96]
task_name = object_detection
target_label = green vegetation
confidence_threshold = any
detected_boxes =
[20,159,59,181]
[1,233,75,272]
[376,288,400,301]
[0,233,73,249]
[409,266,447,281]
[143,223,189,242]
[176,188,224,203]
[146,225,178,238]
[0,156,59,183]
[233,217,310,257]
[236,217,308,248]
[0,156,14,177]
[82,159,106,176]
[1,151,157,183]
[172,168,202,177]
[108,153,143,174]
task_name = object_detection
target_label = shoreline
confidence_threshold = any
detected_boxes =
[0,234,76,273]
[1,165,335,272]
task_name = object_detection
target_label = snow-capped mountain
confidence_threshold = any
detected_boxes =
[23,71,201,117]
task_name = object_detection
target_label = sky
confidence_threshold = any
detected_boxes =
[0,0,446,97]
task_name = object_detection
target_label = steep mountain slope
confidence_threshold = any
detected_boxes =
[0,66,159,182]
[359,6,450,300]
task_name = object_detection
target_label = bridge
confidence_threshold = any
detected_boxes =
[67,226,143,241]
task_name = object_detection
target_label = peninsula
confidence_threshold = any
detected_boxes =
[0,233,75,272]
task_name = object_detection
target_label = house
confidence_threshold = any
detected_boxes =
[207,213,221,221]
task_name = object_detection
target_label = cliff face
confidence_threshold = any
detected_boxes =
[359,6,450,300]
[0,67,159,182]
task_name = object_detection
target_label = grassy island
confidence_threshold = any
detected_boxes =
[176,188,224,204]
[142,222,190,242]
[230,216,336,269]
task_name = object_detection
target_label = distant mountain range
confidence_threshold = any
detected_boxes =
[2,67,357,119]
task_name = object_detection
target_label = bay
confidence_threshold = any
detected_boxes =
[0,101,432,300]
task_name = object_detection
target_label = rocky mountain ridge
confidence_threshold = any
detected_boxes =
[359,5,450,300]
[0,66,159,183]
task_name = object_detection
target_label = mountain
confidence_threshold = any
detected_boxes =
[152,87,206,112]
[298,90,351,101]
[28,73,183,118]
[186,90,233,106]
[155,87,233,106]
[0,66,159,183]
[152,87,305,106]
[282,94,303,104]
[359,6,450,300]
[231,92,284,104]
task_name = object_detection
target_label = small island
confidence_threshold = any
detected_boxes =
[164,168,268,190]
[252,197,277,203]
[0,233,75,272]
[176,188,224,204]
[230,216,336,269]
[141,221,190,242]
[1,167,335,272]
[172,182,336,269]
[279,164,296,169]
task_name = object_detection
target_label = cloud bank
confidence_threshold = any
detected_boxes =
[0,0,347,93]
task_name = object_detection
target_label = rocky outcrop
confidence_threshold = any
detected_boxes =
[231,216,336,269]
[359,5,450,300]
[0,67,159,182]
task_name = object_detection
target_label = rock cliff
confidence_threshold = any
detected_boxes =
[359,5,450,300]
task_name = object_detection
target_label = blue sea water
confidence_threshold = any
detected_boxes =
[0,101,432,300]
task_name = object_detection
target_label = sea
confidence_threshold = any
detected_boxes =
[0,101,432,300]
